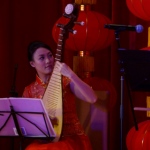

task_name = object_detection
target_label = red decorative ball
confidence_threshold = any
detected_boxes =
[126,120,150,150]
[126,0,150,21]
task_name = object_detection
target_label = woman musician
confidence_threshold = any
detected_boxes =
[23,41,97,150]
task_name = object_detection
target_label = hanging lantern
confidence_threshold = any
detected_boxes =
[126,0,150,21]
[52,1,117,110]
[52,5,115,52]
[126,120,150,150]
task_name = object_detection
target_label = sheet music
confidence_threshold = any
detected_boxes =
[0,97,56,138]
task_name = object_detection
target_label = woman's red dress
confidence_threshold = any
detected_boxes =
[23,75,92,150]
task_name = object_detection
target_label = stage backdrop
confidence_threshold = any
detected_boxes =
[0,0,150,150]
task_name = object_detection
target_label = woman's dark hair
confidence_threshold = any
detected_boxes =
[27,41,52,61]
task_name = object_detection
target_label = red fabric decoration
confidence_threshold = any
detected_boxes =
[52,7,115,51]
[126,0,150,21]
[126,120,150,150]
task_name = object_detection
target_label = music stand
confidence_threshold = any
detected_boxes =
[0,97,56,150]
[118,49,150,91]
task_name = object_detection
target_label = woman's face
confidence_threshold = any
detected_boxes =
[30,47,55,76]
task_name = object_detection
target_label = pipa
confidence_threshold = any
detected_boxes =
[42,3,79,142]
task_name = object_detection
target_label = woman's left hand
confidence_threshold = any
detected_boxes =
[55,61,73,78]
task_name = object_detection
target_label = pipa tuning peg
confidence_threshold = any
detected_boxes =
[68,29,77,34]
[74,21,85,26]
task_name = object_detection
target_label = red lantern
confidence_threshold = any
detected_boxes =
[126,120,150,150]
[126,0,150,21]
[52,5,115,52]
[83,76,117,110]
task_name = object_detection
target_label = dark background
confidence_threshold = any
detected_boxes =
[0,0,150,150]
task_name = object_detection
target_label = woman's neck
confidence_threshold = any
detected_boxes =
[37,73,50,83]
